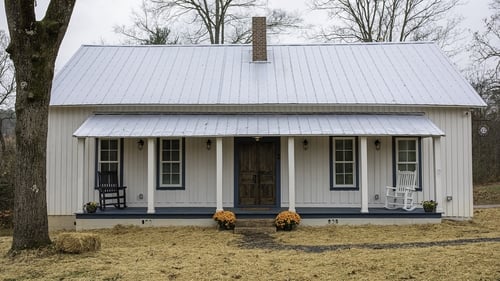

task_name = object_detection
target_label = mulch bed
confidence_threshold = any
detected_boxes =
[237,232,500,253]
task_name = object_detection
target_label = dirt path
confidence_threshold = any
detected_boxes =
[237,232,500,253]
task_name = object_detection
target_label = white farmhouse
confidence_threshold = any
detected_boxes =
[47,18,485,230]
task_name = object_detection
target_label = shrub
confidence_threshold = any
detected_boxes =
[212,210,236,230]
[275,211,301,230]
[84,202,98,213]
[422,200,438,212]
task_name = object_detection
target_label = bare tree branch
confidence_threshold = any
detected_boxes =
[116,0,303,45]
[310,0,463,52]
[472,0,500,76]
[114,0,181,45]
[0,30,15,111]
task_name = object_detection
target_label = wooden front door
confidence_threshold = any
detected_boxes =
[237,139,277,207]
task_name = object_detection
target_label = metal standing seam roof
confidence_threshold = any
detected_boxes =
[51,42,486,107]
[72,114,445,138]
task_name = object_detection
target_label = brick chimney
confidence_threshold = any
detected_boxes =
[252,17,267,62]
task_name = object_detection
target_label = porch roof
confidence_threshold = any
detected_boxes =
[73,114,444,137]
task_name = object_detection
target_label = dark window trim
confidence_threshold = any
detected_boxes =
[330,136,359,190]
[94,138,124,189]
[392,137,423,191]
[156,138,186,190]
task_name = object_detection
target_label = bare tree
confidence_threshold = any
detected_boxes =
[114,0,181,45]
[310,0,462,49]
[152,0,261,44]
[116,0,302,45]
[470,0,500,184]
[228,9,303,43]
[473,0,500,76]
[0,31,14,109]
[4,0,76,251]
[0,30,15,153]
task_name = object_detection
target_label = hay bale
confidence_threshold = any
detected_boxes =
[55,232,101,254]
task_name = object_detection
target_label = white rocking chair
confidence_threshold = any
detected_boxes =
[385,170,418,211]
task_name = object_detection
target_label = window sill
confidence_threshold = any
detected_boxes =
[330,187,359,191]
[157,186,185,190]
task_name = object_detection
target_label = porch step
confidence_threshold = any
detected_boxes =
[236,219,275,228]
[233,226,276,234]
[234,219,276,234]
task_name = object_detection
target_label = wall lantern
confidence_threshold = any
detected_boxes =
[137,139,145,150]
[206,139,212,150]
[303,139,309,150]
[254,137,261,142]
[374,139,381,150]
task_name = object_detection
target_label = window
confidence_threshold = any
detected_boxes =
[96,138,122,187]
[330,137,358,189]
[158,138,184,189]
[98,139,120,173]
[394,137,422,189]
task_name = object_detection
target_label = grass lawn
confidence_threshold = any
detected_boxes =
[474,182,500,205]
[1,209,500,281]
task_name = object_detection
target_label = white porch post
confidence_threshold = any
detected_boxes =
[76,138,85,213]
[216,137,224,211]
[147,138,155,214]
[433,136,444,213]
[288,137,296,212]
[360,137,369,213]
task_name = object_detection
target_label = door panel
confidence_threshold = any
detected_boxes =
[258,142,276,205]
[238,139,276,206]
[238,143,258,205]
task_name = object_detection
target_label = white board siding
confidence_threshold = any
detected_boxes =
[47,105,472,218]
[123,138,147,207]
[152,137,233,207]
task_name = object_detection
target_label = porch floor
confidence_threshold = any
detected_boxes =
[76,207,441,219]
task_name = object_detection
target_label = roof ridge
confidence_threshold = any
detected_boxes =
[80,41,436,48]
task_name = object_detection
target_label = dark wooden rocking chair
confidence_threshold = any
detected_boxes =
[97,171,127,210]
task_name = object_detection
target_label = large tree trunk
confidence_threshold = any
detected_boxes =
[11,45,54,249]
[4,0,75,251]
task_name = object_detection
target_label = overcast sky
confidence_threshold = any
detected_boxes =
[0,0,493,72]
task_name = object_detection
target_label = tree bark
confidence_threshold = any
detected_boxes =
[4,0,75,251]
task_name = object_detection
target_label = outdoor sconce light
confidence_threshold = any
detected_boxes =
[374,139,381,150]
[303,139,309,150]
[206,139,212,150]
[254,137,261,142]
[137,139,144,150]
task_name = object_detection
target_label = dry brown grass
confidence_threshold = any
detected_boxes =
[277,208,500,246]
[0,210,499,281]
[474,182,500,205]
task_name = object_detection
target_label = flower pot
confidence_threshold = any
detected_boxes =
[423,206,436,213]
[84,204,97,213]
[217,222,235,231]
[276,224,295,231]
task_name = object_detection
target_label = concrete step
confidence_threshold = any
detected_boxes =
[233,226,276,234]
[236,219,275,228]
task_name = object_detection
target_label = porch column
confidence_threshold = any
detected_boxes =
[216,137,224,211]
[76,138,85,213]
[433,136,444,213]
[360,137,369,213]
[147,138,155,214]
[288,137,296,212]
